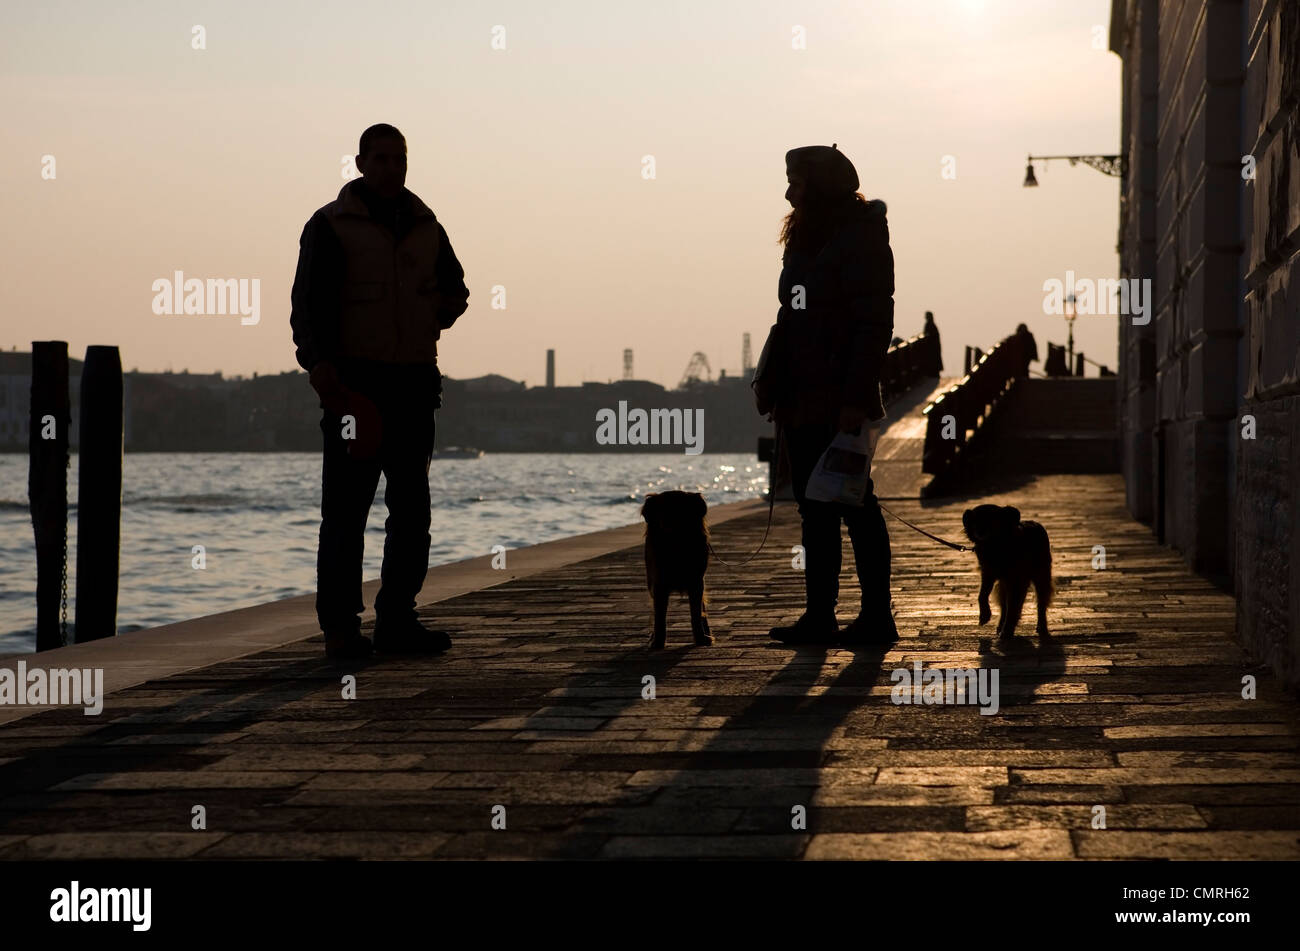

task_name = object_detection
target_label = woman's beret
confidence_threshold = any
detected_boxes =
[785,143,859,195]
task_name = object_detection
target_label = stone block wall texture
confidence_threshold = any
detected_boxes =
[1239,0,1300,688]
[1115,0,1160,523]
[1113,0,1299,687]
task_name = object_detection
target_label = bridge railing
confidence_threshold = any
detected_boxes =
[880,331,941,404]
[921,331,1031,476]
[759,330,942,494]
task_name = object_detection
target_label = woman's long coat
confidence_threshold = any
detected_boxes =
[772,197,895,428]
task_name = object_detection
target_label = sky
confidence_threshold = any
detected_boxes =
[1,0,1124,388]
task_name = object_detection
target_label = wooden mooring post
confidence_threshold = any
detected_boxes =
[28,341,71,651]
[73,345,124,642]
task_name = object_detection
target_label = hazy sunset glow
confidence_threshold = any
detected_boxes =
[1,0,1122,385]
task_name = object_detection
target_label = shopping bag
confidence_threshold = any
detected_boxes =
[804,420,884,507]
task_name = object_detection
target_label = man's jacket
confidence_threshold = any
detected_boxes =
[290,178,469,370]
[772,197,895,427]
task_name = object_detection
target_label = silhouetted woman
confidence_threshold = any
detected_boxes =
[755,144,897,645]
[923,311,943,375]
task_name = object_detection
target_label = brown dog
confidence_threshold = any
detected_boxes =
[641,490,712,649]
[961,504,1053,639]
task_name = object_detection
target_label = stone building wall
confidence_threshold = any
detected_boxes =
[1238,0,1299,688]
[1113,0,1159,524]
[1112,0,1299,688]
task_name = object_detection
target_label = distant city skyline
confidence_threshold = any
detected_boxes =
[0,342,755,389]
[2,0,1123,386]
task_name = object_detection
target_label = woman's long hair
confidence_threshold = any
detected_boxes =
[779,189,870,254]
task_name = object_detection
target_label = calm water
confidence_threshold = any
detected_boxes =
[0,452,768,655]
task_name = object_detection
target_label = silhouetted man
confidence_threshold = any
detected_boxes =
[290,123,469,659]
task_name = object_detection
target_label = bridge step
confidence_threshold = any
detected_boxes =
[988,378,1117,431]
[990,433,1120,472]
[971,378,1120,475]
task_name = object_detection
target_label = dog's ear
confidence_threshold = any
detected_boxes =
[1002,506,1022,528]
[691,493,707,520]
[641,493,658,521]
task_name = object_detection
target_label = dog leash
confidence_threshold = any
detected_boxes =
[707,424,971,564]
[705,423,782,568]
[878,504,970,552]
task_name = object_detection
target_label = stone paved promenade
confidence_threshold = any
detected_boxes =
[1,473,1298,859]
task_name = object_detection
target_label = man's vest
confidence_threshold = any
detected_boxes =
[322,179,445,364]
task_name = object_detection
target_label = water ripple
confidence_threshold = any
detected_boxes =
[0,450,765,652]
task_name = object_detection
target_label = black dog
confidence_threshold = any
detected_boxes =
[962,504,1053,639]
[641,491,712,649]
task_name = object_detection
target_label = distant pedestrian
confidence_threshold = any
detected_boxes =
[290,123,470,659]
[1013,322,1039,379]
[922,310,943,374]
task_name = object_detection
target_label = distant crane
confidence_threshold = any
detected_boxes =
[678,351,712,388]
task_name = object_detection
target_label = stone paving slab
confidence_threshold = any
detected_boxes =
[0,474,1298,859]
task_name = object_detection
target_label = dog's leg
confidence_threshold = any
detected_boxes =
[1033,569,1052,636]
[689,583,712,646]
[977,571,993,626]
[649,587,669,650]
[1000,579,1028,639]
[993,580,1005,637]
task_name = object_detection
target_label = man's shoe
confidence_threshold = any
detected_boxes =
[769,610,839,645]
[838,610,899,646]
[324,631,373,659]
[373,616,452,654]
